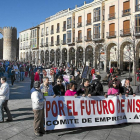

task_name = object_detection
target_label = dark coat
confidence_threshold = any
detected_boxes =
[53,84,65,96]
[122,86,133,95]
[77,85,93,96]
[75,74,82,85]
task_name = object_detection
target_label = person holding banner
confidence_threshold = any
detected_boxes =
[31,81,45,136]
[77,79,93,97]
[53,76,65,97]
[65,81,77,97]
[107,82,119,96]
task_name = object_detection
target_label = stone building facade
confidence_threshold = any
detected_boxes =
[19,0,140,71]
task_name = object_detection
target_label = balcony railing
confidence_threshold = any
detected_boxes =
[40,43,44,47]
[26,37,28,40]
[77,22,82,28]
[20,47,22,50]
[84,36,92,42]
[25,46,28,49]
[46,32,49,36]
[55,41,60,46]
[20,40,22,42]
[67,24,71,29]
[135,4,140,12]
[67,38,71,44]
[23,38,25,41]
[93,16,100,22]
[56,29,60,33]
[76,37,82,43]
[61,40,66,45]
[106,31,116,39]
[86,20,91,26]
[120,28,131,37]
[51,30,54,34]
[122,9,131,17]
[50,42,54,46]
[62,27,66,31]
[45,43,48,47]
[41,34,44,37]
[108,13,115,20]
[135,26,140,36]
[93,34,101,40]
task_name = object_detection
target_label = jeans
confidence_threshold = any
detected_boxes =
[20,72,24,81]
[0,99,5,122]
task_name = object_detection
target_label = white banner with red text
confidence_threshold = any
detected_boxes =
[44,96,140,130]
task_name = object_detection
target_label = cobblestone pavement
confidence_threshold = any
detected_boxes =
[0,72,140,140]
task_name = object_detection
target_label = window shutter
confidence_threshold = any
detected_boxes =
[78,16,82,23]
[87,28,91,38]
[109,23,115,36]
[123,20,130,34]
[87,13,91,21]
[109,5,115,14]
[123,1,130,10]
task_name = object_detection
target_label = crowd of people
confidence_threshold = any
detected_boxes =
[0,60,139,137]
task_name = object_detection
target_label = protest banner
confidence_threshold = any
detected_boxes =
[44,95,140,130]
[45,69,53,82]
[81,65,89,79]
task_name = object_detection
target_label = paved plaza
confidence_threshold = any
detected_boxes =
[0,71,140,140]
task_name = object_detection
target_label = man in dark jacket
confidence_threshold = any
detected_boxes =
[77,79,93,97]
[53,77,65,96]
[75,70,82,86]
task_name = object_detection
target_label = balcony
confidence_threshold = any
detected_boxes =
[46,32,49,36]
[62,27,66,31]
[76,37,82,43]
[51,30,54,34]
[106,31,116,39]
[120,29,131,37]
[40,43,44,48]
[20,40,22,42]
[84,36,92,42]
[25,46,28,49]
[50,42,54,46]
[77,22,82,28]
[86,20,91,26]
[93,34,102,41]
[20,47,22,50]
[135,26,140,37]
[45,43,48,47]
[67,24,71,29]
[136,4,140,12]
[61,40,66,45]
[108,13,115,20]
[94,16,100,22]
[26,37,28,40]
[41,34,44,37]
[55,41,60,46]
[67,39,71,44]
[56,29,60,33]
[122,9,131,17]
[23,38,25,41]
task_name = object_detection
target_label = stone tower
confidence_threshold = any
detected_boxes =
[0,27,17,60]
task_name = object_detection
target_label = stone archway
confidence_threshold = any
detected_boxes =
[56,49,61,67]
[45,50,49,65]
[69,47,75,65]
[106,42,118,69]
[50,49,55,65]
[76,47,83,68]
[62,48,67,65]
[85,46,93,67]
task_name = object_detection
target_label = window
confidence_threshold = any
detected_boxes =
[87,28,91,39]
[33,30,35,38]
[123,20,130,34]
[51,25,54,34]
[41,28,44,36]
[57,35,60,44]
[63,21,66,31]
[24,34,25,41]
[78,30,82,41]
[78,16,82,27]
[35,38,37,47]
[51,36,54,45]
[67,30,71,43]
[20,35,22,42]
[109,23,115,36]
[57,23,60,33]
[46,37,48,43]
[135,14,140,33]
[136,0,140,11]
[35,29,37,37]
[93,24,100,38]
[109,6,115,20]
[20,43,22,49]
[87,13,91,25]
[67,17,71,29]
[123,1,130,16]
[41,38,44,46]
[94,7,100,22]
[46,27,49,35]
[63,34,66,44]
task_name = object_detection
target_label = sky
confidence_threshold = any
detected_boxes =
[0,0,92,39]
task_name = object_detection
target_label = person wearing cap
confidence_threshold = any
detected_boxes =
[108,74,122,93]
[53,76,65,97]
[31,81,45,136]
[65,81,77,97]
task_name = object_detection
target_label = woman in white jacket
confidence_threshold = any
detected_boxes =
[31,81,45,136]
